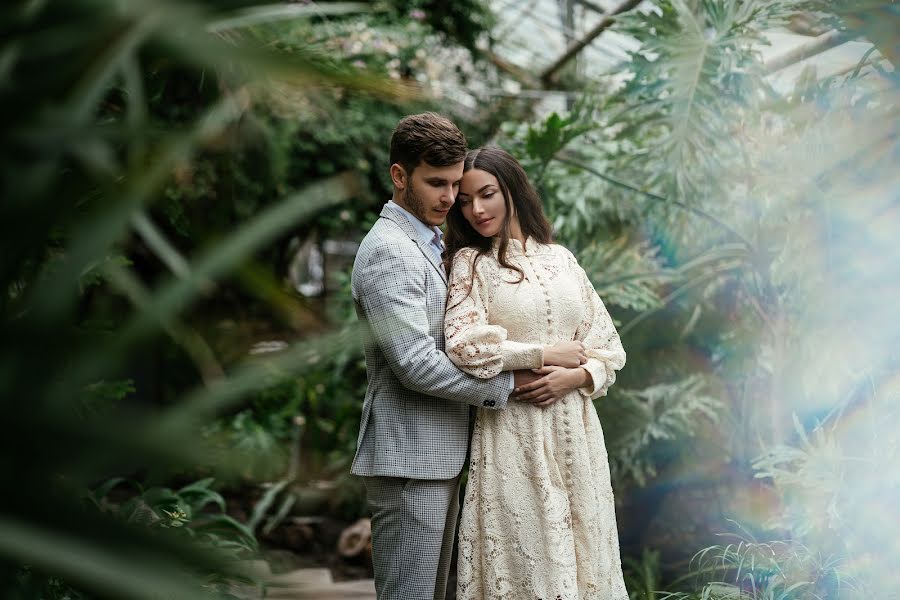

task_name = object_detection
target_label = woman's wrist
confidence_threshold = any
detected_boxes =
[542,345,553,365]
[576,366,593,389]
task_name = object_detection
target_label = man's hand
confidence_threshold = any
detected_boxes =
[512,369,542,389]
[512,366,591,407]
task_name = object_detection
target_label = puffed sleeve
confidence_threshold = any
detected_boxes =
[445,248,544,378]
[568,250,626,399]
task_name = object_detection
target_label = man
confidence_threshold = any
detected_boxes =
[351,113,535,599]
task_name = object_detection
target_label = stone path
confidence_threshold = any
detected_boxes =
[234,561,376,599]
[266,568,376,599]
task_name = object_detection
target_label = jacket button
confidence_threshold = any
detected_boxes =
[483,399,496,407]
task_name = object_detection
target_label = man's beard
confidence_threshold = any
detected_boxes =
[403,183,429,224]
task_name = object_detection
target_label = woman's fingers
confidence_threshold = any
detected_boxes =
[514,380,556,401]
[514,369,560,395]
[568,356,587,368]
[515,386,547,401]
[514,369,573,404]
[526,391,551,404]
[576,341,588,364]
[514,378,545,395]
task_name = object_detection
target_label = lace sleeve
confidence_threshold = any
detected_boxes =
[445,249,544,379]
[568,250,626,399]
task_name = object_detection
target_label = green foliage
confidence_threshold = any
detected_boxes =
[79,378,136,419]
[662,536,867,600]
[0,0,419,597]
[386,0,495,52]
[88,477,257,558]
[609,0,802,200]
[624,548,665,600]
[748,382,900,597]
[601,376,722,486]
[577,236,673,314]
[204,409,292,482]
[497,9,897,600]
[203,355,367,484]
[524,110,594,167]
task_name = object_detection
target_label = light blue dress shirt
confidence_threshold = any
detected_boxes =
[388,200,444,262]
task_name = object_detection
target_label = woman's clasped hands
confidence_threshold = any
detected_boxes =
[512,341,593,407]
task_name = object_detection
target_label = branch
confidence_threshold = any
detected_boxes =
[573,0,606,15]
[552,153,754,249]
[764,30,852,74]
[540,0,643,85]
[486,50,541,89]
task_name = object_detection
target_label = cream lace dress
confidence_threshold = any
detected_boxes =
[445,239,629,600]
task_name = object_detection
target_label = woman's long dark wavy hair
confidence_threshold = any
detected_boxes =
[444,146,553,302]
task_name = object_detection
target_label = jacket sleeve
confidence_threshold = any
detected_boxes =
[353,240,512,409]
[568,250,627,399]
[444,249,544,378]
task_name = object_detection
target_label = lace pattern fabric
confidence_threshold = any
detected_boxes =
[445,240,629,600]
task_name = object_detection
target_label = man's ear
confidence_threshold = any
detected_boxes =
[390,163,407,190]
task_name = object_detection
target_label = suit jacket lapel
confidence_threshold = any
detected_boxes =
[380,204,448,285]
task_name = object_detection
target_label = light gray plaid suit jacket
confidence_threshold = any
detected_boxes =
[351,202,512,480]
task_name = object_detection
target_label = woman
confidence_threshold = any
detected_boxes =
[444,147,629,599]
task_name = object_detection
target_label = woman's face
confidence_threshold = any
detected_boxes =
[457,168,507,238]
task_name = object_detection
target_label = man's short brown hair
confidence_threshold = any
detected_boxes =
[390,112,467,175]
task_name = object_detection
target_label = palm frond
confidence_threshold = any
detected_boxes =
[609,0,804,200]
[0,1,398,596]
[577,236,675,313]
[601,375,722,486]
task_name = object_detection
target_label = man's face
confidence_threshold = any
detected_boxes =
[396,161,464,227]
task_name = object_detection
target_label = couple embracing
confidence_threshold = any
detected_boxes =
[350,112,629,600]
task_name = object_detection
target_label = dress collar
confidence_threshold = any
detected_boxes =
[491,236,547,256]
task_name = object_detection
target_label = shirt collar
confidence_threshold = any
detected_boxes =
[388,200,443,247]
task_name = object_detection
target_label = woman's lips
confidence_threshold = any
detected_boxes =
[475,217,493,226]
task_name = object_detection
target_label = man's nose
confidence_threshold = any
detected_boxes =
[442,184,455,202]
